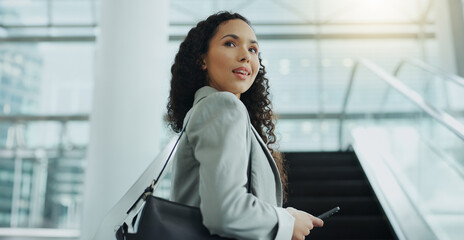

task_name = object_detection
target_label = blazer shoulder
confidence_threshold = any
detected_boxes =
[185,91,249,134]
[194,91,247,114]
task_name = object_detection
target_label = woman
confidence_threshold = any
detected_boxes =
[167,12,323,240]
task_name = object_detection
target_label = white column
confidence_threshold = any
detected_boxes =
[435,0,458,74]
[81,0,169,239]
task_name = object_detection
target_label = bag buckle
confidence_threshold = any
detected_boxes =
[126,179,157,214]
[142,180,155,200]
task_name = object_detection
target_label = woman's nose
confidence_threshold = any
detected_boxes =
[240,54,250,62]
[239,48,251,62]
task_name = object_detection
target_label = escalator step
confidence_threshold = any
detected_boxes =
[285,152,356,160]
[288,180,371,197]
[307,216,394,239]
[285,197,382,216]
[288,167,365,181]
[288,156,358,168]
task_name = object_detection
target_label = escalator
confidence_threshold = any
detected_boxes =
[287,58,464,240]
[284,151,397,240]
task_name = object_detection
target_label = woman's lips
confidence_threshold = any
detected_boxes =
[233,71,248,80]
[232,67,251,80]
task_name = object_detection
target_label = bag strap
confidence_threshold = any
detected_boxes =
[126,118,189,214]
[127,116,254,214]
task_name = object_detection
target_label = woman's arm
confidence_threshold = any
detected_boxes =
[186,91,294,240]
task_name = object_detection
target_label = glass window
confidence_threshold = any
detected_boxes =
[0,40,93,232]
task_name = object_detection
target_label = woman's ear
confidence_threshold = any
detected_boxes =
[200,55,207,70]
[201,61,207,70]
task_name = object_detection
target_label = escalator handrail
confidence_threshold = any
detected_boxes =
[394,57,464,88]
[339,58,464,148]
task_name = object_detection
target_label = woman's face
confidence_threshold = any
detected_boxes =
[202,19,260,98]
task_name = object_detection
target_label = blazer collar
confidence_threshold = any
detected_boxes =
[183,86,219,129]
[193,86,219,106]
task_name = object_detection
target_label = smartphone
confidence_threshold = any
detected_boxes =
[317,206,340,220]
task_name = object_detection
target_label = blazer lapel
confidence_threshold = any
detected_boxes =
[250,125,283,206]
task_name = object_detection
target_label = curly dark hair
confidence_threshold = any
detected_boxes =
[166,11,288,201]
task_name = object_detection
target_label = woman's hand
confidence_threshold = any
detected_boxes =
[286,207,324,240]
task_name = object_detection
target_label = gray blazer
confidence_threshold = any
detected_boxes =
[171,86,294,240]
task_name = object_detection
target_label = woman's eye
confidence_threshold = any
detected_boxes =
[225,41,236,47]
[249,47,258,54]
